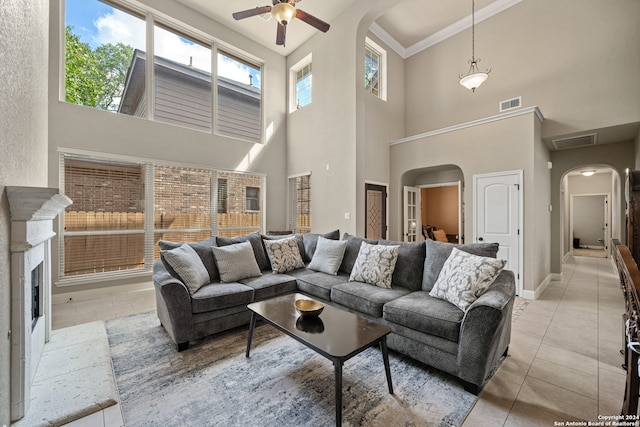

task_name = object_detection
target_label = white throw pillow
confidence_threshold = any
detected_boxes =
[349,242,400,288]
[212,241,262,282]
[161,243,210,294]
[263,236,305,274]
[307,236,348,275]
[429,247,506,311]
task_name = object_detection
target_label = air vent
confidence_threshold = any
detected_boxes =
[499,96,522,112]
[551,133,597,150]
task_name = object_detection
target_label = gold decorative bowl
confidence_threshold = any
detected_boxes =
[294,299,324,317]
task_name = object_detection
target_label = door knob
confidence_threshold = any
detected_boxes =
[478,237,484,241]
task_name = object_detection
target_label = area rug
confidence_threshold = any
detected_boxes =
[106,311,477,426]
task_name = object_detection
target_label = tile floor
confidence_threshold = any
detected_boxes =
[50,255,626,426]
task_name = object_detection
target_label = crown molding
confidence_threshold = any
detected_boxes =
[371,0,524,59]
[389,106,544,146]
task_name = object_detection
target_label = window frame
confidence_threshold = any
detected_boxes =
[364,37,387,101]
[62,0,265,143]
[57,149,266,285]
[288,172,312,234]
[289,53,313,113]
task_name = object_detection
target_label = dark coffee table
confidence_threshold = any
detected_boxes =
[246,293,393,426]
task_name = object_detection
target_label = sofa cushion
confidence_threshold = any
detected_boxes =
[379,240,425,291]
[308,237,347,275]
[422,239,499,292]
[216,232,270,271]
[240,274,298,301]
[161,244,210,294]
[212,241,262,283]
[159,236,218,282]
[339,234,378,274]
[383,291,464,343]
[295,271,350,301]
[263,236,305,273]
[349,242,400,288]
[331,282,411,318]
[429,248,506,311]
[191,282,255,314]
[301,230,340,262]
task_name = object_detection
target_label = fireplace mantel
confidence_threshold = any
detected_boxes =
[7,186,72,421]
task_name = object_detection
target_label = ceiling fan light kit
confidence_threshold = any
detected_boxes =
[233,0,330,47]
[459,0,491,92]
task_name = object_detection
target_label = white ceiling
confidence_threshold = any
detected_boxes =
[172,0,515,57]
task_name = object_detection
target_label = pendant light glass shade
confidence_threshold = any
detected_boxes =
[272,3,296,25]
[459,0,490,92]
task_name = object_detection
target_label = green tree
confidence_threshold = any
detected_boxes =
[65,26,134,111]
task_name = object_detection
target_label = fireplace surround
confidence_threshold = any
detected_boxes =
[7,187,72,421]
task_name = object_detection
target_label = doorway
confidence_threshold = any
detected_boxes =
[570,194,608,258]
[365,183,387,239]
[420,183,461,243]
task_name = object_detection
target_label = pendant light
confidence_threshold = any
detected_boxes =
[459,0,491,92]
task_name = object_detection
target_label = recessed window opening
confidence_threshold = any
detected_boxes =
[365,37,387,101]
[289,53,312,113]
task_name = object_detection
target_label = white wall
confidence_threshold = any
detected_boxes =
[48,0,289,292]
[0,1,50,422]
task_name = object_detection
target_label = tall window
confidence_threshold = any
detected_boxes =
[65,0,145,113]
[64,0,263,142]
[153,25,212,131]
[217,51,262,143]
[60,153,265,281]
[289,53,312,112]
[289,174,311,234]
[365,37,387,101]
[63,157,145,276]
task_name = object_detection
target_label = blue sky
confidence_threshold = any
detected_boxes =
[65,0,261,87]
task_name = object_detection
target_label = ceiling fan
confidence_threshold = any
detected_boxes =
[232,0,330,47]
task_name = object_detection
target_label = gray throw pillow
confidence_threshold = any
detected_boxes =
[307,236,348,275]
[159,236,218,282]
[212,241,262,283]
[161,243,210,294]
[422,239,499,292]
[216,233,270,271]
[263,236,305,273]
[379,239,425,291]
[429,248,506,311]
[349,242,400,288]
[301,229,340,262]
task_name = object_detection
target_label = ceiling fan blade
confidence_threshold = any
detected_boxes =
[232,5,272,20]
[276,22,286,46]
[295,9,330,33]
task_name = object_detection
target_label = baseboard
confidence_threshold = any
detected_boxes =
[521,273,557,300]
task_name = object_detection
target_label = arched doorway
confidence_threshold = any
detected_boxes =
[560,165,621,259]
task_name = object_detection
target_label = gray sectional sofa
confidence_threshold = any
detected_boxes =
[152,230,515,393]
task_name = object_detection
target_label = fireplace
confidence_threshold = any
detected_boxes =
[7,187,72,421]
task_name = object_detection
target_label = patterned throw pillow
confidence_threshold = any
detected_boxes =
[263,236,305,274]
[429,247,506,312]
[212,241,262,283]
[349,242,400,288]
[161,243,211,294]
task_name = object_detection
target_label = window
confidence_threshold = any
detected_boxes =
[289,174,311,234]
[153,25,212,131]
[217,179,228,214]
[63,156,145,276]
[217,51,262,143]
[65,0,145,113]
[289,53,312,112]
[60,153,265,281]
[365,37,387,101]
[64,0,264,142]
[246,187,260,212]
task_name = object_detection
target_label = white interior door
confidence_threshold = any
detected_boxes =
[403,186,420,242]
[474,171,522,294]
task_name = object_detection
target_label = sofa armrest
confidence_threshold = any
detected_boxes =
[153,260,194,347]
[457,269,516,388]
